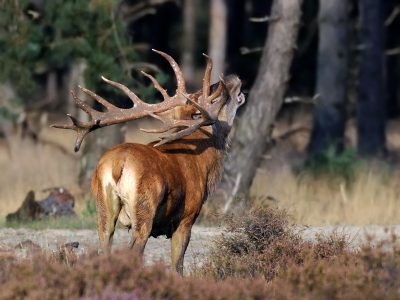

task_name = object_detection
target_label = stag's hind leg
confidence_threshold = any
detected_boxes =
[96,183,121,255]
[128,200,155,256]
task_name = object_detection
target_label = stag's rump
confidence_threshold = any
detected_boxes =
[91,142,187,233]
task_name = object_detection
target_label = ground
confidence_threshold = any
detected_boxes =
[1,225,399,273]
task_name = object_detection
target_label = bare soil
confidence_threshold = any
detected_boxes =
[1,225,399,271]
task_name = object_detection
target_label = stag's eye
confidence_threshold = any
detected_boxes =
[192,111,202,120]
[211,98,219,104]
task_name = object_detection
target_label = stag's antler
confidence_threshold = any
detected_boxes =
[51,50,227,151]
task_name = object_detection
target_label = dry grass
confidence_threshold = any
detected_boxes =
[0,128,82,217]
[250,165,400,226]
[0,115,158,218]
[2,113,400,227]
[248,116,400,226]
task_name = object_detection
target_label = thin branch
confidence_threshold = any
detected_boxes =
[284,94,320,104]
[240,47,263,55]
[127,62,162,73]
[111,11,129,75]
[122,0,179,22]
[249,15,279,22]
[124,8,157,23]
[386,47,400,56]
[385,5,400,26]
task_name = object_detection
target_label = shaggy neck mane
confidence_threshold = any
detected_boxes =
[190,120,232,199]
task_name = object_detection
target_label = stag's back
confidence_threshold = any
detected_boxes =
[91,126,223,236]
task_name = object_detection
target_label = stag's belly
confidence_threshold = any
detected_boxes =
[114,163,187,238]
[115,190,185,238]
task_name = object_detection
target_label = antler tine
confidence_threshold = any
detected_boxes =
[52,51,228,151]
[180,92,212,121]
[79,86,119,111]
[202,54,213,104]
[51,113,93,153]
[153,125,201,147]
[70,90,98,116]
[141,111,204,147]
[141,71,170,101]
[152,49,186,94]
[101,76,150,108]
[143,72,229,147]
[208,74,226,103]
[140,112,193,134]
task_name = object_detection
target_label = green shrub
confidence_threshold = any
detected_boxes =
[82,198,97,218]
[301,146,363,185]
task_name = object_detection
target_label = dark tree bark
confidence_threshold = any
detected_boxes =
[385,2,400,119]
[216,0,303,212]
[308,0,348,156]
[357,0,386,157]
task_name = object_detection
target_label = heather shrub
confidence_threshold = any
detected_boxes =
[270,235,400,299]
[0,247,272,300]
[0,230,399,299]
[194,204,351,281]
[1,205,400,299]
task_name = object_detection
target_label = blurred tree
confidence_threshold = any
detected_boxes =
[208,0,227,83]
[216,0,303,211]
[181,0,198,90]
[307,0,348,158]
[357,0,387,157]
[0,0,152,187]
[0,0,142,103]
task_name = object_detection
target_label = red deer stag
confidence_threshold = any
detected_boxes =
[52,50,244,275]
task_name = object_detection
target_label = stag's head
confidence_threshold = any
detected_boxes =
[210,74,245,127]
[52,50,245,150]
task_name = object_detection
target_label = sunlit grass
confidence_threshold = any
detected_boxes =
[2,115,400,228]
[0,214,97,230]
[250,161,400,226]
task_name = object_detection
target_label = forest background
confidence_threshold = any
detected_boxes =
[1,0,399,227]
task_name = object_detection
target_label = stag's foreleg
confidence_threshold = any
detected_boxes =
[171,217,195,275]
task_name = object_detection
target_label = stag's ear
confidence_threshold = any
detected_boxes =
[225,75,242,101]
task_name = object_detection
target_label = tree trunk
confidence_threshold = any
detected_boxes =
[66,61,87,121]
[216,0,303,212]
[208,0,228,83]
[357,0,386,157]
[72,61,125,188]
[181,0,197,90]
[46,71,57,105]
[307,0,348,156]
